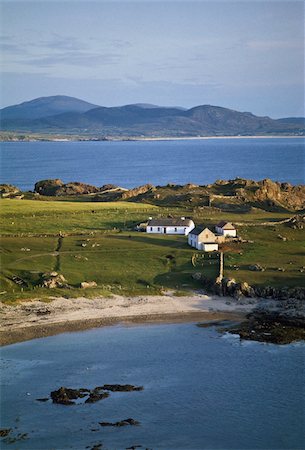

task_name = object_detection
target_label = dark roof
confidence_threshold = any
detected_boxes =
[216,221,236,230]
[189,226,205,236]
[148,218,194,227]
[189,226,216,238]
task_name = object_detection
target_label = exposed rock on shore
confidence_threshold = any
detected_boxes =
[31,177,305,212]
[211,276,305,301]
[224,310,305,344]
[34,179,100,196]
[49,384,143,405]
[99,418,140,427]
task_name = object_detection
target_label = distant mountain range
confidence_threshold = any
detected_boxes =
[1,95,304,137]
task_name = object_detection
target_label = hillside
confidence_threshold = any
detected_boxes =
[1,96,304,136]
[0,95,98,121]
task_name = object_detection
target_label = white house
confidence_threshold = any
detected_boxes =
[215,221,237,237]
[146,217,195,235]
[188,227,219,252]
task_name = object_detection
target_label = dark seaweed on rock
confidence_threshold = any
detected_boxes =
[223,310,305,344]
[85,389,110,404]
[100,384,143,392]
[99,418,140,427]
[49,384,142,405]
[0,429,11,438]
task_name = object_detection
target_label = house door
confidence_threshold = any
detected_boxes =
[163,227,167,234]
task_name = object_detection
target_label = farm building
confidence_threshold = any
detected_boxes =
[146,217,195,235]
[188,227,219,252]
[215,221,237,237]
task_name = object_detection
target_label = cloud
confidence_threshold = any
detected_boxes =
[0,32,127,70]
[246,39,303,51]
[25,51,122,68]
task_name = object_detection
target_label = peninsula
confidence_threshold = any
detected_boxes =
[1,177,304,345]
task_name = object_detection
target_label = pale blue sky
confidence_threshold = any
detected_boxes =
[0,0,304,117]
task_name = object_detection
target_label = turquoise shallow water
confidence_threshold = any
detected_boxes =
[1,138,304,190]
[1,323,304,450]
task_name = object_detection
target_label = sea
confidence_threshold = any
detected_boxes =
[1,323,304,450]
[0,137,304,190]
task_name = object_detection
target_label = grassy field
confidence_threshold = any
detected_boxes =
[0,198,304,301]
[0,233,218,301]
[224,224,305,287]
[0,198,291,236]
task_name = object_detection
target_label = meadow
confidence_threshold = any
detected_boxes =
[0,198,304,302]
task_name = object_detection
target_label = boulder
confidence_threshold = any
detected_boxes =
[41,272,68,289]
[248,264,265,272]
[99,418,140,427]
[34,179,100,196]
[0,184,21,198]
[121,184,155,200]
[80,281,97,289]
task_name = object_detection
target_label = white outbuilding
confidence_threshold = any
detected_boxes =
[146,217,195,235]
[188,227,219,252]
[215,221,237,237]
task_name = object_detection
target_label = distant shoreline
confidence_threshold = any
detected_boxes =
[0,134,304,143]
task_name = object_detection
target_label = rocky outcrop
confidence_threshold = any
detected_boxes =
[34,179,64,196]
[251,179,305,210]
[121,184,155,200]
[34,179,100,196]
[100,384,143,392]
[47,384,143,405]
[224,310,305,344]
[0,184,21,198]
[211,277,305,301]
[80,281,97,289]
[40,272,68,289]
[285,214,305,229]
[31,177,304,211]
[99,418,140,427]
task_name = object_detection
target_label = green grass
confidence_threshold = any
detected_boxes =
[0,199,159,235]
[223,224,305,287]
[0,233,213,302]
[0,198,303,301]
[0,199,291,237]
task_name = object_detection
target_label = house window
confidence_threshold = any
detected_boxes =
[150,227,153,231]
[206,234,208,238]
[158,227,160,231]
[174,227,177,232]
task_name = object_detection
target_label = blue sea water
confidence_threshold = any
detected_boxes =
[0,138,304,191]
[1,323,304,450]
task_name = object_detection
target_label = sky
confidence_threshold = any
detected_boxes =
[0,0,304,118]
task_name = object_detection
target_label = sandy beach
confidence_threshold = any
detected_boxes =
[0,291,261,346]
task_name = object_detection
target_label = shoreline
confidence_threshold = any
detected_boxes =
[1,135,304,143]
[0,292,257,346]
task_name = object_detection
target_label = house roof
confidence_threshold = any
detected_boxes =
[216,221,236,230]
[148,218,194,227]
[189,226,216,238]
[189,226,205,236]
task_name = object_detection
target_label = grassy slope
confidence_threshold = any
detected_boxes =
[0,198,304,301]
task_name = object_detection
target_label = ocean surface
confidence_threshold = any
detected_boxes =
[1,323,304,450]
[0,138,304,191]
